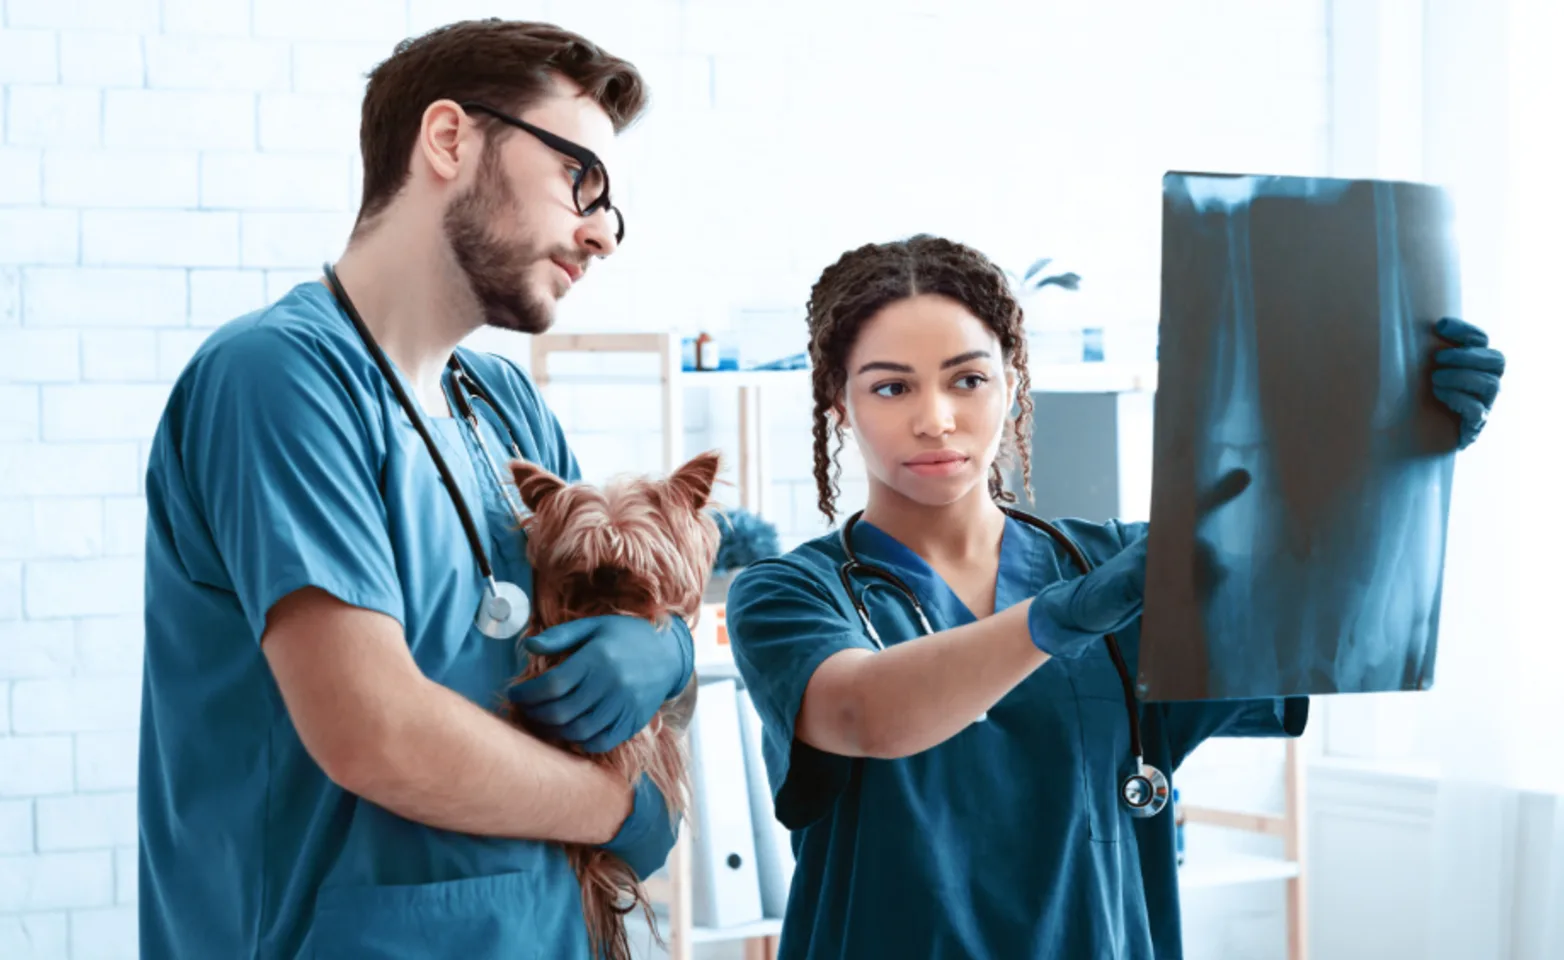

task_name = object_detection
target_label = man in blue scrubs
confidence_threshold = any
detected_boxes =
[138,21,691,958]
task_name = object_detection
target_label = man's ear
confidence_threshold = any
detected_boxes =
[509,459,567,513]
[418,99,475,185]
[667,450,722,511]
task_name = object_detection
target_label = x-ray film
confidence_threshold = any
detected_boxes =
[1137,171,1464,701]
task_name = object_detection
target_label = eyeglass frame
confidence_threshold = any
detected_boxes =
[459,100,626,245]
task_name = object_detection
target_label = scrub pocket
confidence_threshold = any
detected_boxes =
[1067,652,1133,844]
[301,870,581,959]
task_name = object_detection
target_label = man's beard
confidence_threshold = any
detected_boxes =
[442,147,555,335]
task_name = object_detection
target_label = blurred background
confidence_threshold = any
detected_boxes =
[1,0,1560,957]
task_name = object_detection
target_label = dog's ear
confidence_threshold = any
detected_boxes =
[667,450,722,512]
[509,459,567,513]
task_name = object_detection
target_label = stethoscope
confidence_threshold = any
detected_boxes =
[837,508,1171,819]
[322,262,533,642]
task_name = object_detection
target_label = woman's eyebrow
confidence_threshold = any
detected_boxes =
[855,350,993,376]
[939,349,990,369]
[855,360,913,375]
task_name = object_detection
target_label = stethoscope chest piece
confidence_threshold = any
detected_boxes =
[1120,762,1170,818]
[475,580,530,640]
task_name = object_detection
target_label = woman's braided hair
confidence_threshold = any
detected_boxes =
[806,234,1034,525]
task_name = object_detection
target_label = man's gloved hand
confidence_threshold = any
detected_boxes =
[602,774,679,880]
[1431,316,1505,449]
[507,615,694,754]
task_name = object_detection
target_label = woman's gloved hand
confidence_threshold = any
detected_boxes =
[1431,317,1505,449]
[1028,468,1252,659]
[1027,536,1149,659]
[507,615,694,754]
[601,774,680,880]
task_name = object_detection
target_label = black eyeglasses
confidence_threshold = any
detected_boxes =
[461,101,625,244]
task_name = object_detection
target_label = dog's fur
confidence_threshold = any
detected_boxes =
[506,451,722,960]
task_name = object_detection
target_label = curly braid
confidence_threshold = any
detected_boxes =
[807,234,1034,525]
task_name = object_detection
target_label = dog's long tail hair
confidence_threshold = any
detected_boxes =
[509,646,693,960]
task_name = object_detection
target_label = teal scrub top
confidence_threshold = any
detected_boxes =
[726,513,1309,960]
[138,281,591,959]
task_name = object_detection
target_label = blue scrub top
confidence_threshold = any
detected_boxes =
[726,513,1308,960]
[138,281,590,959]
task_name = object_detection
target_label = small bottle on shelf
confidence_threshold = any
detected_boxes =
[1173,787,1186,866]
[694,332,718,371]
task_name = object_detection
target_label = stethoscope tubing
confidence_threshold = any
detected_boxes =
[322,262,526,610]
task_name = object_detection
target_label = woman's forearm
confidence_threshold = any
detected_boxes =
[798,601,1048,759]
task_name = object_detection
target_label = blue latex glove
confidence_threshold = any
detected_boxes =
[1431,317,1505,449]
[507,615,694,754]
[1028,535,1149,659]
[1028,468,1252,658]
[602,774,679,880]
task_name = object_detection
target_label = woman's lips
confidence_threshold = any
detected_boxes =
[904,451,969,477]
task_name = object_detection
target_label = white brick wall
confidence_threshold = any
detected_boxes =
[81,211,240,268]
[0,30,58,84]
[44,150,201,209]
[0,148,40,204]
[58,33,144,89]
[0,1,1331,956]
[6,87,103,148]
[23,268,187,327]
[161,0,252,38]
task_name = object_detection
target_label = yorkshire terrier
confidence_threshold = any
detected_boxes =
[506,450,723,960]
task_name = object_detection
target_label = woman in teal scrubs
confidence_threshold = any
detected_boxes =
[725,234,1505,959]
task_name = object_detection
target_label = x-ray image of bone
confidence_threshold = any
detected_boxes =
[1138,172,1462,701]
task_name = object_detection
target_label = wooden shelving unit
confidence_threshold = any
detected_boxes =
[529,330,805,517]
[1177,739,1309,959]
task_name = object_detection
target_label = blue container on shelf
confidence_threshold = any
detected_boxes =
[680,336,742,372]
[1082,327,1105,362]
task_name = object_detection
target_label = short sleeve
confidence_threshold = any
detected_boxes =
[725,557,875,830]
[1113,518,1149,546]
[178,326,404,641]
[1158,698,1309,769]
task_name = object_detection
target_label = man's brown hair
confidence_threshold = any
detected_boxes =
[355,19,648,228]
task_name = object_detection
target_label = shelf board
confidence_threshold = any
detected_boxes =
[540,368,811,388]
[687,917,785,944]
[678,368,811,387]
[1177,852,1299,890]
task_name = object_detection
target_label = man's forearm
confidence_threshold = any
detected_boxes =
[342,677,633,845]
